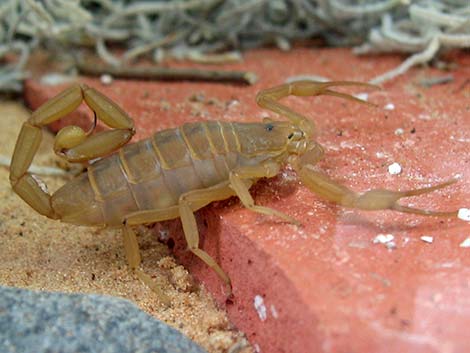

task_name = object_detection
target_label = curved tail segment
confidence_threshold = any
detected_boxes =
[9,84,135,219]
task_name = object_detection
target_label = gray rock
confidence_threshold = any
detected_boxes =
[0,286,207,353]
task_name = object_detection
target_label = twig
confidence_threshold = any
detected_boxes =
[122,31,187,62]
[76,59,258,85]
[329,0,401,19]
[370,36,440,85]
[418,74,454,88]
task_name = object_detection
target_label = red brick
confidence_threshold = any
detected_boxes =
[25,48,470,353]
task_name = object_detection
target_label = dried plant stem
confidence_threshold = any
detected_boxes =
[76,60,258,85]
[370,36,440,85]
[0,0,469,90]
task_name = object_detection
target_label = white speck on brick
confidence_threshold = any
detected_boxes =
[270,305,279,319]
[459,238,470,248]
[388,162,402,175]
[376,151,386,158]
[384,103,395,110]
[254,295,267,321]
[394,128,404,135]
[254,343,261,353]
[340,141,362,149]
[458,208,470,221]
[354,92,369,101]
[420,236,433,243]
[100,74,113,85]
[373,233,394,244]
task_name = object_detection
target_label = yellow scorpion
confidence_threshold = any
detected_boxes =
[10,81,459,299]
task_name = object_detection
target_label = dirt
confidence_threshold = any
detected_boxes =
[0,101,253,353]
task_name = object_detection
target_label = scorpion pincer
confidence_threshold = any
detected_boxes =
[10,81,460,302]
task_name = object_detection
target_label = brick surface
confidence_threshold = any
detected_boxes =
[25,48,470,353]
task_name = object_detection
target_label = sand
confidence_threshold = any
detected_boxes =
[0,101,252,353]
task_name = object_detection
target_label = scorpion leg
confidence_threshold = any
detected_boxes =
[298,165,458,216]
[178,183,237,293]
[229,163,301,225]
[124,182,237,295]
[123,205,180,293]
[256,80,379,137]
[122,225,170,306]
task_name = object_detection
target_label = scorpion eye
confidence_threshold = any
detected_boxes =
[265,123,274,132]
[288,133,294,139]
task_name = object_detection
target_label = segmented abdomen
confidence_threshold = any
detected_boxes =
[53,121,252,226]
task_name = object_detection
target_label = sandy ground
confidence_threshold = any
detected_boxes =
[0,101,252,353]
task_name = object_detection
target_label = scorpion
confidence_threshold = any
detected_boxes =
[10,81,459,301]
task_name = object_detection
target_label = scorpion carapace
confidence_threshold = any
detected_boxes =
[10,81,459,302]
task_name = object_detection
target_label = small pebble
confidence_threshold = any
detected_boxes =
[373,233,394,244]
[100,74,113,85]
[384,103,395,110]
[388,162,402,175]
[253,295,267,321]
[457,208,470,221]
[270,305,279,319]
[394,128,404,136]
[418,114,431,121]
[354,92,369,101]
[420,236,433,243]
[459,238,470,248]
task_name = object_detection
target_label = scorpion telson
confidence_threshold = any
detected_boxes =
[10,81,461,302]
